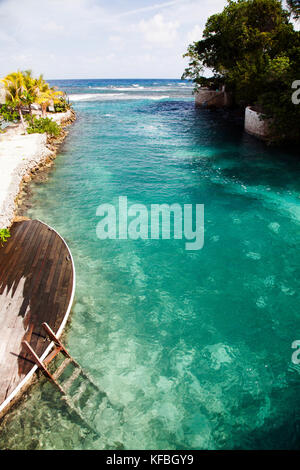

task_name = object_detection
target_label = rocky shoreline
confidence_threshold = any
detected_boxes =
[0,109,76,228]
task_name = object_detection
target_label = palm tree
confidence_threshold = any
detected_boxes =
[2,71,65,129]
[2,71,27,130]
[22,70,39,115]
[35,75,63,117]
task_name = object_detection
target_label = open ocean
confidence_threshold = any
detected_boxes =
[1,79,300,449]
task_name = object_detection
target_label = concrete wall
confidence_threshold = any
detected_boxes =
[244,106,271,140]
[195,87,232,108]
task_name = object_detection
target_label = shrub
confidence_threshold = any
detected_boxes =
[27,117,61,137]
[0,104,19,122]
[0,228,10,246]
[54,100,69,113]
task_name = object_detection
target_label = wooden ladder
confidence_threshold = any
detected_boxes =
[23,323,101,435]
[23,322,77,394]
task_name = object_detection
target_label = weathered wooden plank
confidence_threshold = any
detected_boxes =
[0,220,75,411]
[0,221,34,294]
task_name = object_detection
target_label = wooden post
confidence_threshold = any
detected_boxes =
[22,341,65,394]
[42,322,70,358]
[22,341,53,379]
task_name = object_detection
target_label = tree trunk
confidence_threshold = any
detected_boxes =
[18,107,26,132]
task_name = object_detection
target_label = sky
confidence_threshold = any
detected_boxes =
[0,0,229,79]
[0,0,296,79]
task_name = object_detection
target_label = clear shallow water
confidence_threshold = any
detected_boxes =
[1,79,300,449]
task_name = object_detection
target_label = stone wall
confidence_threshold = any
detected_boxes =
[244,106,271,140]
[195,87,232,108]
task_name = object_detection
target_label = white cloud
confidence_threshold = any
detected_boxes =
[118,0,185,17]
[42,21,64,34]
[0,0,229,78]
[138,14,179,46]
[109,35,122,43]
[187,25,202,44]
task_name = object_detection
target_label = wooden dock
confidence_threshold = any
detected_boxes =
[0,219,75,417]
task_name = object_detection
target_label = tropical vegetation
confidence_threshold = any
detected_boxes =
[0,70,69,134]
[182,0,300,143]
[26,116,61,137]
[0,104,19,122]
[1,71,28,129]
[0,228,10,246]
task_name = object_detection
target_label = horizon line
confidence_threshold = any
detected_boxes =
[46,77,184,80]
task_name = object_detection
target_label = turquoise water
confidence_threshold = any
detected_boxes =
[1,79,300,449]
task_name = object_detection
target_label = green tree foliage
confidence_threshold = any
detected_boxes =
[54,99,69,113]
[2,71,27,129]
[21,70,39,115]
[287,0,300,19]
[182,0,300,142]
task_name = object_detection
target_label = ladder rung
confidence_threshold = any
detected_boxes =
[72,382,87,403]
[63,367,81,392]
[79,370,101,391]
[44,346,63,365]
[32,323,103,437]
[62,396,98,436]
[53,358,72,380]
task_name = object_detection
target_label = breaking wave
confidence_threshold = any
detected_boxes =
[69,93,170,102]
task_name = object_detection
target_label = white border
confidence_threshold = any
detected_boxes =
[0,220,76,415]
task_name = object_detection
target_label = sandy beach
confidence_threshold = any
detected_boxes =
[0,109,75,228]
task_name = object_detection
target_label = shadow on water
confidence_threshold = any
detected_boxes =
[158,103,300,194]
